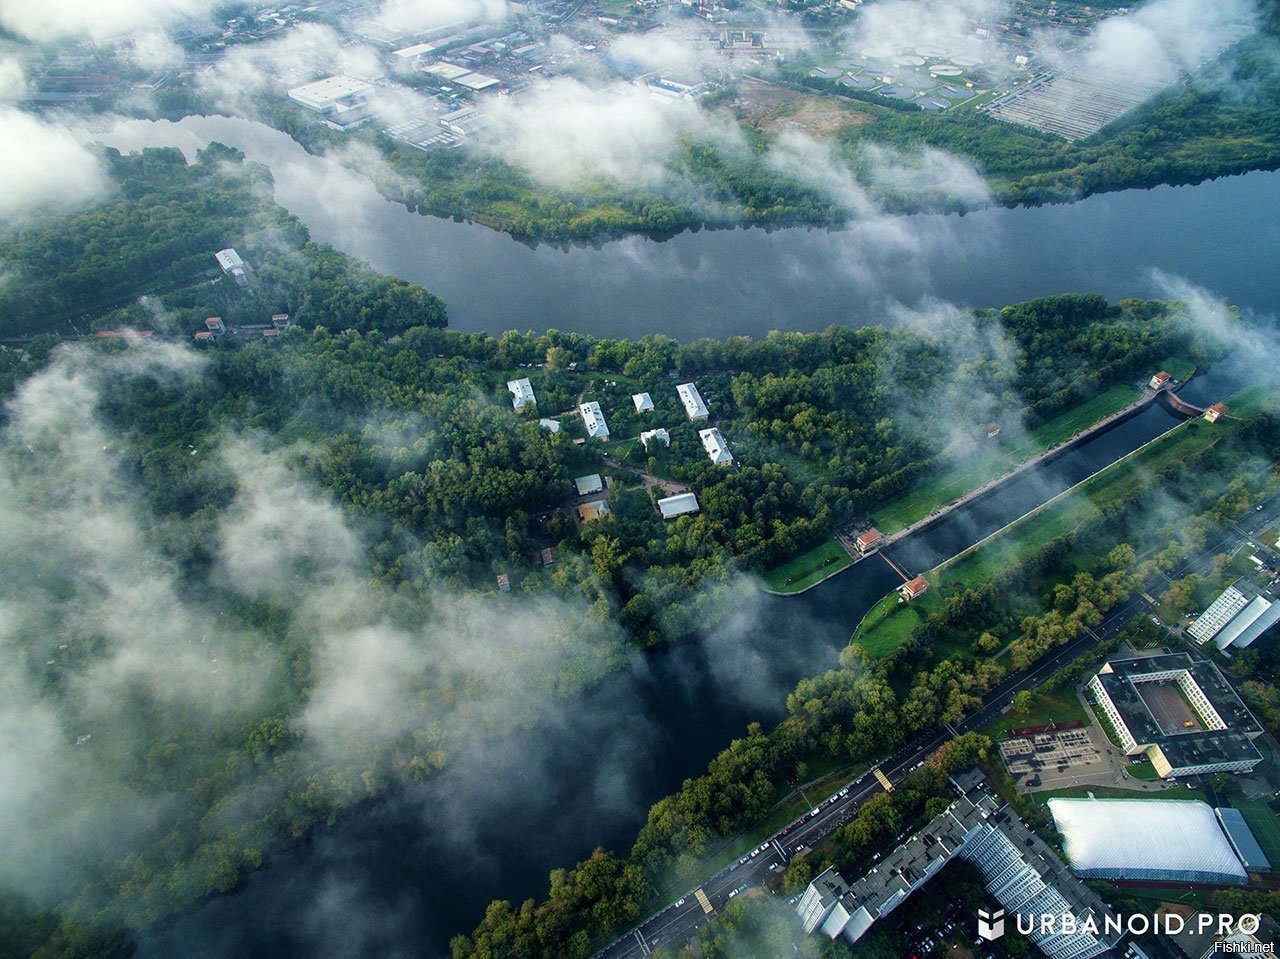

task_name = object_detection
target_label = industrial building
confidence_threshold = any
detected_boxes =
[580,402,610,439]
[287,75,375,129]
[798,771,1119,959]
[677,382,709,420]
[639,428,669,449]
[507,377,536,410]
[1087,654,1264,778]
[1188,584,1251,645]
[632,392,654,413]
[1049,798,1249,885]
[214,248,245,278]
[699,427,732,465]
[658,493,700,520]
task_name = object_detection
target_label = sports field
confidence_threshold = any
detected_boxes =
[1235,800,1280,866]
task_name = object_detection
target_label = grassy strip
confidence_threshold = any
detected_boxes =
[761,538,852,593]
[982,688,1090,740]
[871,384,1142,534]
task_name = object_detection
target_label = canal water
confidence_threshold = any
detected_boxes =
[102,115,1272,957]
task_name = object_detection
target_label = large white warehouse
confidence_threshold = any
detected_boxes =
[1049,798,1248,885]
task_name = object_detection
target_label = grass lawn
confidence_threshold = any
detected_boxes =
[870,384,1142,535]
[1153,355,1197,382]
[983,688,1089,739]
[761,538,852,593]
[1259,527,1280,549]
[1235,800,1280,865]
[857,601,924,658]
[1226,383,1272,417]
[1127,759,1161,780]
[1028,783,1209,805]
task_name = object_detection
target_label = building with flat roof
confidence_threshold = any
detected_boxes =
[639,428,669,449]
[1087,654,1264,778]
[798,772,1119,959]
[1190,582,1280,651]
[699,427,732,465]
[538,418,560,433]
[580,402,610,439]
[677,382,709,420]
[1189,585,1250,644]
[1215,807,1271,873]
[1050,798,1248,885]
[658,492,699,520]
[214,249,245,277]
[632,392,654,413]
[574,474,604,496]
[507,377,536,410]
[287,75,374,120]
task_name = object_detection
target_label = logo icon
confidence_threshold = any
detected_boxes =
[977,907,1006,941]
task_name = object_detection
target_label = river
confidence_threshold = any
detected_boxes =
[94,115,1280,341]
[102,116,1270,957]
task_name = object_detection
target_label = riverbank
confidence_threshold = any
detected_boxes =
[763,380,1160,596]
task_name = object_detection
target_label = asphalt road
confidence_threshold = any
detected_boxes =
[594,496,1279,959]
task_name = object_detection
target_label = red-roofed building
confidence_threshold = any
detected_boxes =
[1204,402,1229,423]
[855,529,884,555]
[204,317,225,334]
[271,313,291,329]
[899,576,928,601]
[985,422,1001,439]
[1150,370,1172,390]
[194,330,213,341]
[94,329,154,340]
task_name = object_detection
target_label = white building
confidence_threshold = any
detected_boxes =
[580,402,610,439]
[658,492,699,520]
[574,474,604,496]
[1190,584,1280,651]
[699,427,732,465]
[640,428,670,449]
[287,75,374,117]
[1049,799,1248,885]
[507,377,536,410]
[1188,585,1249,644]
[632,392,654,413]
[677,382,709,420]
[538,418,560,433]
[214,249,246,281]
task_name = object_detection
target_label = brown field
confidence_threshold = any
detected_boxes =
[727,76,870,138]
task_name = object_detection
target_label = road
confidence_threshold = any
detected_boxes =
[594,495,1280,959]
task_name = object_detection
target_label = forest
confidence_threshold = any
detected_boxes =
[0,145,1267,959]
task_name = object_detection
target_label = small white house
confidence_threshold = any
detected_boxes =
[640,428,670,449]
[658,492,700,520]
[538,418,560,433]
[699,427,733,465]
[677,382,709,420]
[633,392,654,413]
[574,474,604,496]
[507,378,536,410]
[580,402,610,439]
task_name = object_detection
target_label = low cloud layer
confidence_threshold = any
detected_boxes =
[0,341,627,917]
[0,0,210,44]
[0,107,108,222]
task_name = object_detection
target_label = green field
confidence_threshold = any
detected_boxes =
[983,688,1089,739]
[871,384,1141,535]
[1152,356,1197,382]
[761,538,852,593]
[1235,800,1280,866]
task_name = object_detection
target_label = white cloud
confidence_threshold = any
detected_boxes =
[482,77,742,189]
[364,0,509,34]
[0,108,108,222]
[0,0,209,44]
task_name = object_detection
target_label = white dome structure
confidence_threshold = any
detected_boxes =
[1049,798,1247,885]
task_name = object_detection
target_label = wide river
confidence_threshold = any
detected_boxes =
[100,116,1275,957]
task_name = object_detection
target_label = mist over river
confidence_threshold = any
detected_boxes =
[95,115,1275,957]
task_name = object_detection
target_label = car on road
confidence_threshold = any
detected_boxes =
[728,889,738,899]
[759,843,770,852]
[675,898,685,907]
[839,787,849,796]
[810,807,821,816]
